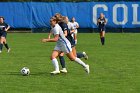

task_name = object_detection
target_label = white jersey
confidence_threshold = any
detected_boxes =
[67,22,74,31]
[71,22,79,34]
[71,22,79,30]
[51,24,72,53]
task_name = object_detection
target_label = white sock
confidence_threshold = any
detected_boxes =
[75,40,77,44]
[52,58,59,71]
[74,57,86,67]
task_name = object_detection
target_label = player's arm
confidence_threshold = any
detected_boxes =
[62,24,68,36]
[63,30,68,36]
[70,29,75,34]
[76,22,79,28]
[5,25,10,32]
[70,24,75,34]
[42,34,59,42]
[48,30,52,39]
[104,18,107,25]
[97,19,100,25]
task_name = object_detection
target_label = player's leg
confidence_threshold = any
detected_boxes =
[100,31,105,45]
[3,38,10,53]
[50,50,61,74]
[74,30,77,44]
[100,30,105,45]
[0,36,4,53]
[72,46,77,57]
[59,52,67,73]
[66,52,90,74]
[77,52,88,60]
[72,46,88,60]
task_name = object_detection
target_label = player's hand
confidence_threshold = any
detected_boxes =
[42,39,49,42]
[4,28,8,31]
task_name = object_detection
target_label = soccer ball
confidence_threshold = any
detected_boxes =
[21,67,30,76]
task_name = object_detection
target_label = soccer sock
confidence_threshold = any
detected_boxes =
[74,57,86,67]
[75,40,77,44]
[52,58,59,71]
[4,43,9,49]
[59,56,66,68]
[103,37,105,45]
[77,52,84,58]
[101,37,104,45]
[0,43,3,51]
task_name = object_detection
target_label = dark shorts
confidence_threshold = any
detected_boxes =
[71,41,76,48]
[0,31,7,38]
[98,27,106,32]
[66,36,76,48]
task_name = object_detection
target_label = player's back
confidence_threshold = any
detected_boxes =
[52,24,70,45]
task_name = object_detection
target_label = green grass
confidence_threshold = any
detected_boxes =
[0,33,140,93]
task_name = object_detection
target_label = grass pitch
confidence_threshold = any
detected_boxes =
[0,33,140,93]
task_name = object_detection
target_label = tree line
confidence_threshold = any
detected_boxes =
[0,0,138,2]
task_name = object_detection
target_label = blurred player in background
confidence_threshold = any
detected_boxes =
[42,17,89,74]
[63,16,88,60]
[0,16,10,53]
[71,17,79,44]
[97,13,107,45]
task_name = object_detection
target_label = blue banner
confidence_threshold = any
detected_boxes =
[0,2,139,28]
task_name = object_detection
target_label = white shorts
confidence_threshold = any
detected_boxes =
[54,42,72,54]
[74,29,78,34]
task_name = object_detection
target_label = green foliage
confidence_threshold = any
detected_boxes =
[0,33,140,93]
[0,0,138,2]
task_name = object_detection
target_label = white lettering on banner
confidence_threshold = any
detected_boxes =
[132,4,140,24]
[93,4,108,25]
[93,3,140,26]
[113,4,128,25]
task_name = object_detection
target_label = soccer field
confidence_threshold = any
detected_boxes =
[0,33,140,93]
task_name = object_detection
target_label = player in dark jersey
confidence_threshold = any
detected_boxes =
[0,16,10,53]
[97,13,107,45]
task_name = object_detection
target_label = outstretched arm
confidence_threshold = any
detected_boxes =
[42,34,59,42]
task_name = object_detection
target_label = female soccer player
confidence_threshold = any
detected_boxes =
[71,17,79,44]
[42,17,89,75]
[97,13,107,45]
[0,16,10,53]
[52,13,88,73]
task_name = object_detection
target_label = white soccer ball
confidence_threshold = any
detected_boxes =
[21,67,30,76]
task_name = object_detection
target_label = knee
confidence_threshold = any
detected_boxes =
[50,56,56,60]
[69,58,75,61]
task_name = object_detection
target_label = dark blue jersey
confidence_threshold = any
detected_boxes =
[0,22,8,32]
[58,22,75,47]
[98,17,106,28]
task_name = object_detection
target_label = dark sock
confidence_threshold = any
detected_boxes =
[0,43,3,51]
[103,37,105,45]
[101,37,105,45]
[59,56,66,68]
[4,43,9,49]
[77,52,84,58]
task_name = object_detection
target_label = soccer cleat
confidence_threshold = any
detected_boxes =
[0,50,2,53]
[7,48,11,53]
[83,52,88,60]
[60,68,67,73]
[84,64,90,74]
[50,70,60,75]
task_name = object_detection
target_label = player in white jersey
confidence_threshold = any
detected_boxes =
[64,16,88,59]
[71,17,79,44]
[42,17,89,75]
